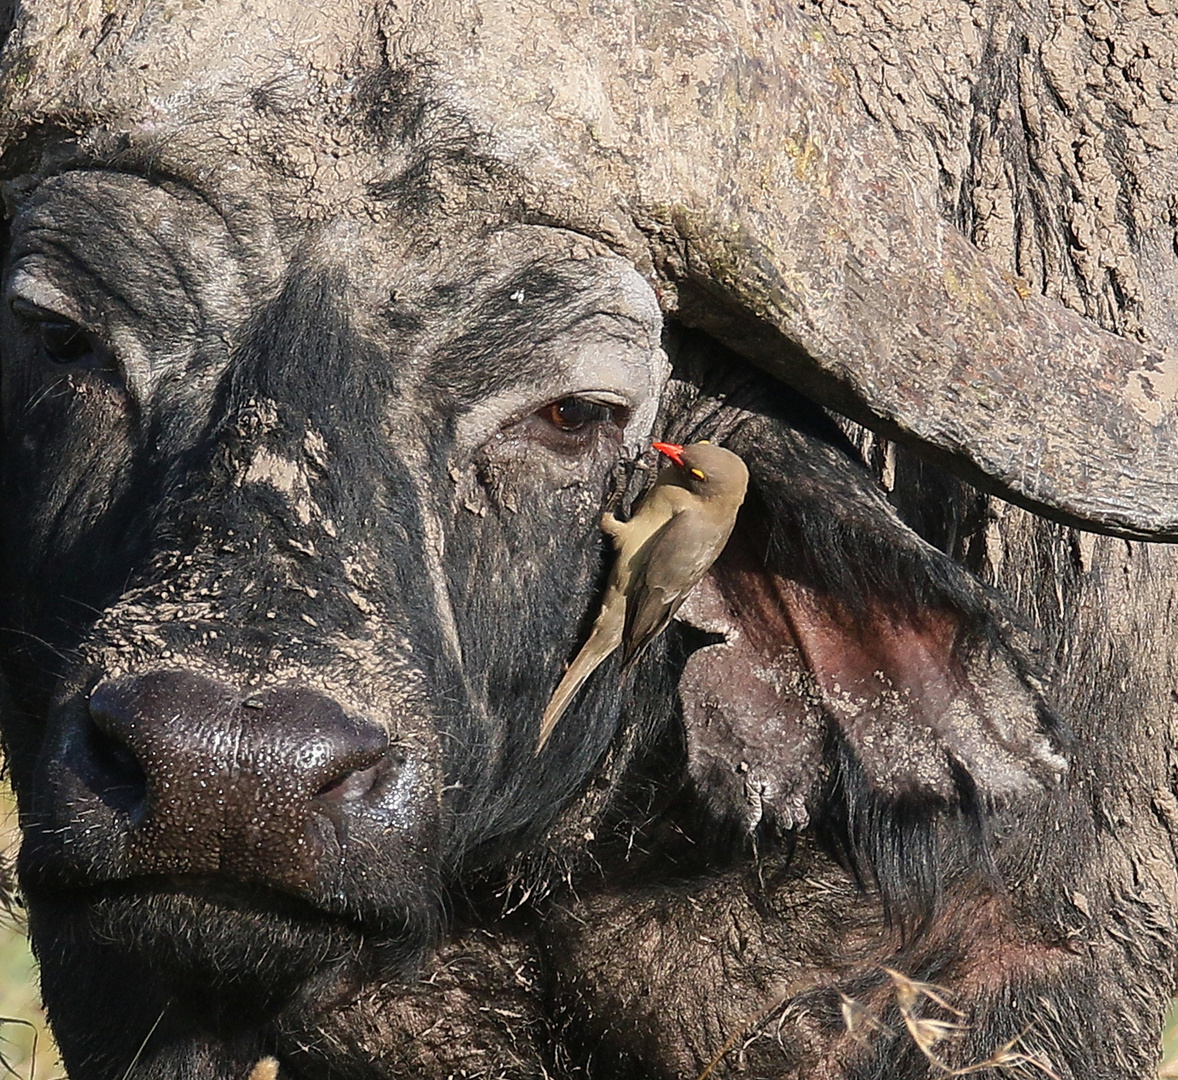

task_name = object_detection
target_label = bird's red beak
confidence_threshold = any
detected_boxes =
[652,441,686,466]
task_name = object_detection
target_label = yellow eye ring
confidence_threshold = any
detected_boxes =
[690,468,707,480]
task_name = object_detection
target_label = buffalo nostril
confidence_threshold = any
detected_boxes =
[75,672,394,886]
[82,696,149,819]
[315,763,380,803]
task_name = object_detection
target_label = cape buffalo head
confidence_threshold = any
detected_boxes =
[0,2,1172,1078]
[1,187,670,985]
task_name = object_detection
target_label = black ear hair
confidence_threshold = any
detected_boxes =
[0,2,14,56]
[657,335,1068,922]
[0,210,7,482]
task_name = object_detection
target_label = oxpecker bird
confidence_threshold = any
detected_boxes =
[537,440,749,750]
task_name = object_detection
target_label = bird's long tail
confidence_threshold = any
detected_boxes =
[536,598,624,752]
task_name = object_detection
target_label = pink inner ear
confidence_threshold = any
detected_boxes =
[776,583,966,710]
[705,539,975,802]
[766,578,974,799]
[678,526,1062,835]
[775,580,966,726]
[708,528,967,708]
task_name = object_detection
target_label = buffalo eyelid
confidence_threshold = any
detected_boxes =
[7,296,114,371]
[540,396,626,433]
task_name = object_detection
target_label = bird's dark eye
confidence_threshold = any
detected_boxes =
[539,397,620,433]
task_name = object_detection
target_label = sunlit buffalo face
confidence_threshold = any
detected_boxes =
[0,4,1117,1076]
[0,163,668,1029]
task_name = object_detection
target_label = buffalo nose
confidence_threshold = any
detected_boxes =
[82,671,389,887]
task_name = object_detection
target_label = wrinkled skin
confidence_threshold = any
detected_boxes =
[2,182,672,1072]
[1,3,1178,1080]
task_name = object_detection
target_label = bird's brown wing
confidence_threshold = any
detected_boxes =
[621,511,728,668]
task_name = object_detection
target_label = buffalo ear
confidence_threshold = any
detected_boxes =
[673,413,1068,898]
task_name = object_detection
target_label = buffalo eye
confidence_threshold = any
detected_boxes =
[529,395,630,455]
[539,397,619,432]
[9,299,110,370]
[488,394,631,462]
[38,318,95,365]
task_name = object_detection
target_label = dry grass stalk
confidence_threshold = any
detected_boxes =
[837,968,1062,1079]
[248,1058,280,1080]
[0,1017,38,1080]
[840,992,895,1045]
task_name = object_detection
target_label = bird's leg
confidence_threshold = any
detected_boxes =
[603,449,650,520]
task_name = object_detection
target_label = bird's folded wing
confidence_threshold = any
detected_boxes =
[622,512,728,666]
